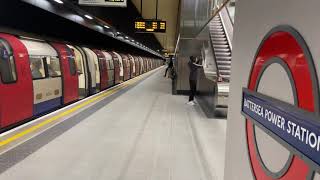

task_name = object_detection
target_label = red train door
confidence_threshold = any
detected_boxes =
[51,43,79,104]
[128,55,134,78]
[121,54,129,81]
[134,56,140,76]
[110,52,120,84]
[93,50,108,90]
[144,58,148,72]
[126,58,130,80]
[0,34,33,128]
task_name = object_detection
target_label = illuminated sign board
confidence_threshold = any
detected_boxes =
[135,19,166,33]
[79,0,127,7]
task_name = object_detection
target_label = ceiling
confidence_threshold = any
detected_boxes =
[131,0,180,53]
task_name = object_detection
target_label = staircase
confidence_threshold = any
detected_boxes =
[209,15,232,82]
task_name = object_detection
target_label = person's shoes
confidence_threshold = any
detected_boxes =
[187,101,195,105]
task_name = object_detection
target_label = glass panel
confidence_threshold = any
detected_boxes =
[66,47,77,75]
[226,0,236,23]
[109,60,114,69]
[105,59,110,70]
[73,50,83,74]
[30,56,46,79]
[0,39,17,83]
[46,57,61,77]
[99,58,105,70]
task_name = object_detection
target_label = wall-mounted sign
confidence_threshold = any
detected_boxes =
[135,19,166,33]
[79,0,127,7]
[242,88,320,168]
[244,27,320,179]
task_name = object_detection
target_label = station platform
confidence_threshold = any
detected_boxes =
[0,68,226,180]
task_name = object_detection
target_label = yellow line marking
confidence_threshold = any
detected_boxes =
[0,74,146,147]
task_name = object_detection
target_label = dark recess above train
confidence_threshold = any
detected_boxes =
[0,0,164,58]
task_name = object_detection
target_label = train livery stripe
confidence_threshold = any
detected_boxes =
[33,97,62,116]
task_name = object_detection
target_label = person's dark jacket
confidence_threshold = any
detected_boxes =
[188,61,202,81]
[168,60,173,68]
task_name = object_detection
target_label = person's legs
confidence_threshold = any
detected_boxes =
[164,67,169,77]
[189,80,196,102]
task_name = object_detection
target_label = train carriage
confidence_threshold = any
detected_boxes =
[138,56,144,74]
[93,50,108,91]
[146,58,150,71]
[120,54,130,81]
[127,54,135,78]
[112,52,124,82]
[50,43,78,104]
[82,47,98,94]
[67,45,90,99]
[20,38,63,116]
[110,51,121,84]
[149,58,153,70]
[0,34,33,128]
[133,56,140,76]
[143,57,148,72]
[0,32,163,131]
[102,51,115,87]
[148,58,152,70]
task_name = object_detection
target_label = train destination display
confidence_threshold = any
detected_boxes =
[79,0,127,7]
[241,88,320,167]
[135,19,166,33]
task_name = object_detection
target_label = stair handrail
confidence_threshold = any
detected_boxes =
[208,29,220,82]
[219,7,233,50]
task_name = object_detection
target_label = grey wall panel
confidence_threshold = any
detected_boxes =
[180,0,212,38]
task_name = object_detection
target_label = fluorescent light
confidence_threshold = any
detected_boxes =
[125,36,128,39]
[85,15,93,20]
[104,25,110,28]
[53,0,64,4]
[131,40,134,42]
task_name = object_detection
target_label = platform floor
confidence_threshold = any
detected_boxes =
[0,69,227,180]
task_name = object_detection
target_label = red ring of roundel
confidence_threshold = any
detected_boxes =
[246,30,315,179]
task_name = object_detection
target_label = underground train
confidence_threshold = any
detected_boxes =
[0,33,163,130]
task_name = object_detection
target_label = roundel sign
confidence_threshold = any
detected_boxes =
[242,26,320,179]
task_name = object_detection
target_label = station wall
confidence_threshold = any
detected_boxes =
[225,0,320,179]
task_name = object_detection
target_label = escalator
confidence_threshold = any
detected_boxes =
[200,6,233,112]
[209,15,232,81]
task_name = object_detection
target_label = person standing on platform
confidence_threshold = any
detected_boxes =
[187,56,202,105]
[164,58,173,78]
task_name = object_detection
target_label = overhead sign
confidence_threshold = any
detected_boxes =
[242,88,320,167]
[135,19,166,33]
[79,0,127,7]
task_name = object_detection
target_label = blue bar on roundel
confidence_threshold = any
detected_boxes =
[241,88,320,168]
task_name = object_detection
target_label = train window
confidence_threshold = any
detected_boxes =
[109,60,114,69]
[70,48,83,74]
[105,59,110,70]
[46,57,61,77]
[74,55,83,74]
[99,58,106,70]
[65,48,77,75]
[0,39,17,83]
[29,56,46,80]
